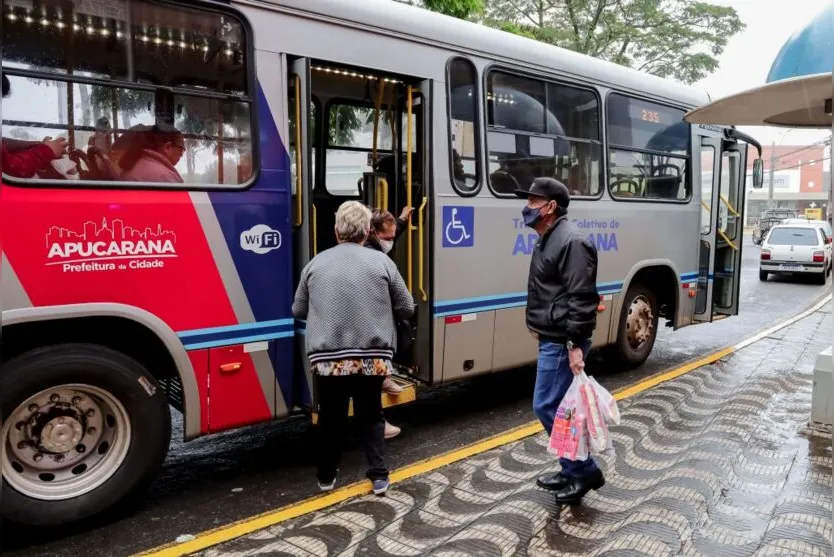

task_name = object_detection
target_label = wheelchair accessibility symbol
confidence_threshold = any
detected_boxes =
[442,206,474,248]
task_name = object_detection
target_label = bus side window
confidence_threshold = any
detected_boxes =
[484,70,602,198]
[606,93,691,202]
[2,0,255,187]
[447,57,480,193]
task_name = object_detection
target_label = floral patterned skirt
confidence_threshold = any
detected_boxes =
[312,358,394,377]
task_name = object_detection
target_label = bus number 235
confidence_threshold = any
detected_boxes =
[641,109,660,123]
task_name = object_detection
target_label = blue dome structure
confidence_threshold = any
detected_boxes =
[767,4,834,83]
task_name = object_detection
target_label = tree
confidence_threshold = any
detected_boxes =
[394,0,484,19]
[422,0,484,18]
[479,0,744,85]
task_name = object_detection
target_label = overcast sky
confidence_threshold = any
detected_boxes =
[695,0,831,150]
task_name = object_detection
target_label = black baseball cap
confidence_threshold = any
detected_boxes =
[514,177,570,209]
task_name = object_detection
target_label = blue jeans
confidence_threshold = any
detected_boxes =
[533,340,600,479]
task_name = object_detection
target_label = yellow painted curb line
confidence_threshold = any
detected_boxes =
[134,293,831,557]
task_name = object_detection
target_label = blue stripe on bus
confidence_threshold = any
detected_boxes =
[201,273,703,343]
[178,318,295,338]
[181,331,295,350]
[178,320,295,349]
[434,273,698,316]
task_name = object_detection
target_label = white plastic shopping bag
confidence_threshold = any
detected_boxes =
[549,372,620,459]
[589,375,620,425]
[578,372,611,453]
[548,375,589,461]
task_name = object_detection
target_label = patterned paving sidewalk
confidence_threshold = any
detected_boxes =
[195,305,833,557]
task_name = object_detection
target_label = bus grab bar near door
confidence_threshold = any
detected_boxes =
[406,85,414,294]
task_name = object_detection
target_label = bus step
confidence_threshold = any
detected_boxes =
[310,375,417,424]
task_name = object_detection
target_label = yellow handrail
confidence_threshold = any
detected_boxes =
[312,204,318,256]
[406,85,414,293]
[417,196,428,302]
[376,177,389,212]
[293,76,303,228]
[720,194,740,217]
[718,229,738,251]
[372,79,385,168]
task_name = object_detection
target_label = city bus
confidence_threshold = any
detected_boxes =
[0,0,763,525]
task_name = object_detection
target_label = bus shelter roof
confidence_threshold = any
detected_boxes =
[683,72,832,128]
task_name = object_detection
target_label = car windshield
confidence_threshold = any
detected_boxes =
[768,227,819,246]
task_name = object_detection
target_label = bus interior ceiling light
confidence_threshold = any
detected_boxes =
[312,65,400,84]
[4,7,239,55]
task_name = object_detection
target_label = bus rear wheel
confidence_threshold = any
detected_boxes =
[615,283,659,368]
[1,344,171,526]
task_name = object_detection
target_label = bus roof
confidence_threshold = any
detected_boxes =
[254,0,711,109]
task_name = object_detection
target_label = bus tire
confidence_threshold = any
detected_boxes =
[615,283,659,369]
[1,343,171,526]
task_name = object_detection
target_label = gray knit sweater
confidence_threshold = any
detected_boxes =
[292,242,415,363]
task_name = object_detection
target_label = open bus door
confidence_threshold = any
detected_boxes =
[400,80,433,385]
[289,59,429,418]
[695,127,761,322]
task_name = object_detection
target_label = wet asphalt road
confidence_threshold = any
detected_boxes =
[3,237,830,557]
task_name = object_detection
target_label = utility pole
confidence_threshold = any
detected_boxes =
[768,140,776,209]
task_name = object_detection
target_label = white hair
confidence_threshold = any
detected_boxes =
[335,201,372,244]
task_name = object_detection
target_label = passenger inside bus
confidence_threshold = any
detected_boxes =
[119,124,186,183]
[1,75,68,179]
[567,164,588,196]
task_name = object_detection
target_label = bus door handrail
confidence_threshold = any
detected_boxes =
[406,85,414,293]
[718,229,738,251]
[293,75,303,228]
[312,204,318,256]
[381,177,389,212]
[720,194,740,217]
[701,200,739,251]
[375,177,389,213]
[372,79,385,169]
[417,196,428,302]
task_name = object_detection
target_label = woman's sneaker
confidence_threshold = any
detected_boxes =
[382,377,403,395]
[317,471,337,492]
[384,420,401,440]
[372,478,389,496]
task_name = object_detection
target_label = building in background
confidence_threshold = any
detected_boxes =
[745,142,831,224]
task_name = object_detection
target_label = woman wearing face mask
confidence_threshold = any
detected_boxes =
[367,207,413,254]
[365,208,413,440]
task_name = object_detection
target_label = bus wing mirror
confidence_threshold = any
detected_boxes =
[752,159,764,189]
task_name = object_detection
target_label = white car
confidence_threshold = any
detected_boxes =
[760,222,832,284]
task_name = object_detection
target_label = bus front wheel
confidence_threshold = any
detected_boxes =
[1,344,171,526]
[615,283,659,368]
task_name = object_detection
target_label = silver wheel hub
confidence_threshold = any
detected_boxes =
[3,384,131,501]
[626,295,654,350]
[41,417,84,453]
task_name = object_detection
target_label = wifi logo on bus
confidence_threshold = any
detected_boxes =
[240,224,282,255]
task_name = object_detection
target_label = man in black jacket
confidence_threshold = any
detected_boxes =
[515,177,603,504]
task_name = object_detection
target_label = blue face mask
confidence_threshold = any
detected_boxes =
[522,206,541,228]
[523,202,554,228]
